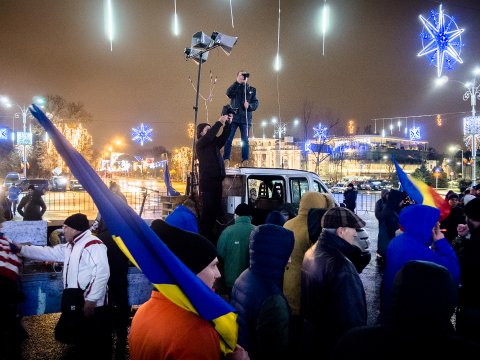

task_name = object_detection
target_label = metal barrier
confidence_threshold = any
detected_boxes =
[37,191,169,218]
[332,192,382,213]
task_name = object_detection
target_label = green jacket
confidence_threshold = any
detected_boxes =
[217,216,256,288]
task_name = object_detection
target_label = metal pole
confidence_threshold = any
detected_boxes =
[461,150,464,179]
[22,110,27,179]
[189,52,203,196]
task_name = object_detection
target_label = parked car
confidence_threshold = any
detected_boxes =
[19,179,50,193]
[3,172,21,187]
[330,183,346,194]
[50,176,68,191]
[69,179,84,191]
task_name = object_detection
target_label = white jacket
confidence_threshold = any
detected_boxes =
[20,230,110,306]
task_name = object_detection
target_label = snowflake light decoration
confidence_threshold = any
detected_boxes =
[417,4,464,77]
[273,123,287,138]
[313,123,328,141]
[409,126,421,140]
[132,123,153,146]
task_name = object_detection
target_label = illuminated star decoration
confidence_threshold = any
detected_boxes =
[417,4,464,77]
[313,123,328,141]
[132,123,153,146]
[409,126,421,140]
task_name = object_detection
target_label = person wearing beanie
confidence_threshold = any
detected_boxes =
[343,183,357,212]
[16,184,47,221]
[301,207,368,358]
[231,224,294,359]
[195,110,232,244]
[12,213,110,356]
[265,210,286,226]
[129,219,249,360]
[216,203,256,299]
[454,197,480,343]
[382,204,459,324]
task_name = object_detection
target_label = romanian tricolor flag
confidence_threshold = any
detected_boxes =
[393,158,451,221]
[29,105,237,354]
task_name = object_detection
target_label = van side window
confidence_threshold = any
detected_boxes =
[314,180,328,193]
[290,177,309,205]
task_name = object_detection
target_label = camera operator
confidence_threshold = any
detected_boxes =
[223,70,259,167]
[195,108,233,244]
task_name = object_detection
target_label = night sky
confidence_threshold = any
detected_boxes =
[1,0,480,155]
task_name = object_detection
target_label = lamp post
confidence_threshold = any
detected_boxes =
[437,68,480,183]
[1,99,32,178]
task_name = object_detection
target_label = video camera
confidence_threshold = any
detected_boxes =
[221,104,238,116]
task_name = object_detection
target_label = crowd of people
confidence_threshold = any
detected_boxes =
[2,178,480,359]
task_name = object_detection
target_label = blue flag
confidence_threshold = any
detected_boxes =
[164,162,180,196]
[29,104,237,354]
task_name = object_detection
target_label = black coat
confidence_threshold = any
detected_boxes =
[343,188,357,212]
[301,230,367,355]
[17,193,47,221]
[196,121,231,192]
[226,82,259,125]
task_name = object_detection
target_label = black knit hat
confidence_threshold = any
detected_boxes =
[464,197,480,222]
[64,213,90,232]
[150,219,217,274]
[196,123,210,139]
[321,207,366,229]
[235,203,251,217]
[28,184,35,190]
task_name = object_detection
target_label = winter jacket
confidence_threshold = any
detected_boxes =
[283,192,335,315]
[17,193,47,221]
[301,229,368,356]
[376,189,404,258]
[20,230,110,306]
[455,225,480,309]
[440,205,465,243]
[231,225,294,359]
[217,216,256,288]
[165,205,198,233]
[383,205,460,317]
[343,188,357,212]
[332,260,479,359]
[196,121,231,192]
[226,82,259,125]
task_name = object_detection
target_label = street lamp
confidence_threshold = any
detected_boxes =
[449,145,464,179]
[437,67,480,183]
[1,96,44,178]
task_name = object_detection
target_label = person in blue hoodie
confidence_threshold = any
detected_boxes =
[164,197,199,233]
[382,204,460,320]
[230,224,294,360]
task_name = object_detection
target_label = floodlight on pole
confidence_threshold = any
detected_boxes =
[184,31,238,196]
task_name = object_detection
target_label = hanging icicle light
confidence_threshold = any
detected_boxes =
[105,0,114,51]
[172,0,180,36]
[273,0,282,72]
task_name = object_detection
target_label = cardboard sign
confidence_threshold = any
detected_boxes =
[2,220,48,246]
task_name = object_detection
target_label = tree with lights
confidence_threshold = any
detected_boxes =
[33,95,94,176]
[171,147,192,182]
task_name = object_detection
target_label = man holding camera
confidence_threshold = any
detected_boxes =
[223,71,259,167]
[196,110,232,243]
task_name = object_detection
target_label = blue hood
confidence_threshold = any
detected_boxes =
[249,224,294,282]
[399,204,440,246]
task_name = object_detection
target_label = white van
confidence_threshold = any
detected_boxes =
[221,167,333,226]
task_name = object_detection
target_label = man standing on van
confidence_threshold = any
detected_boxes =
[196,111,232,243]
[223,71,259,167]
